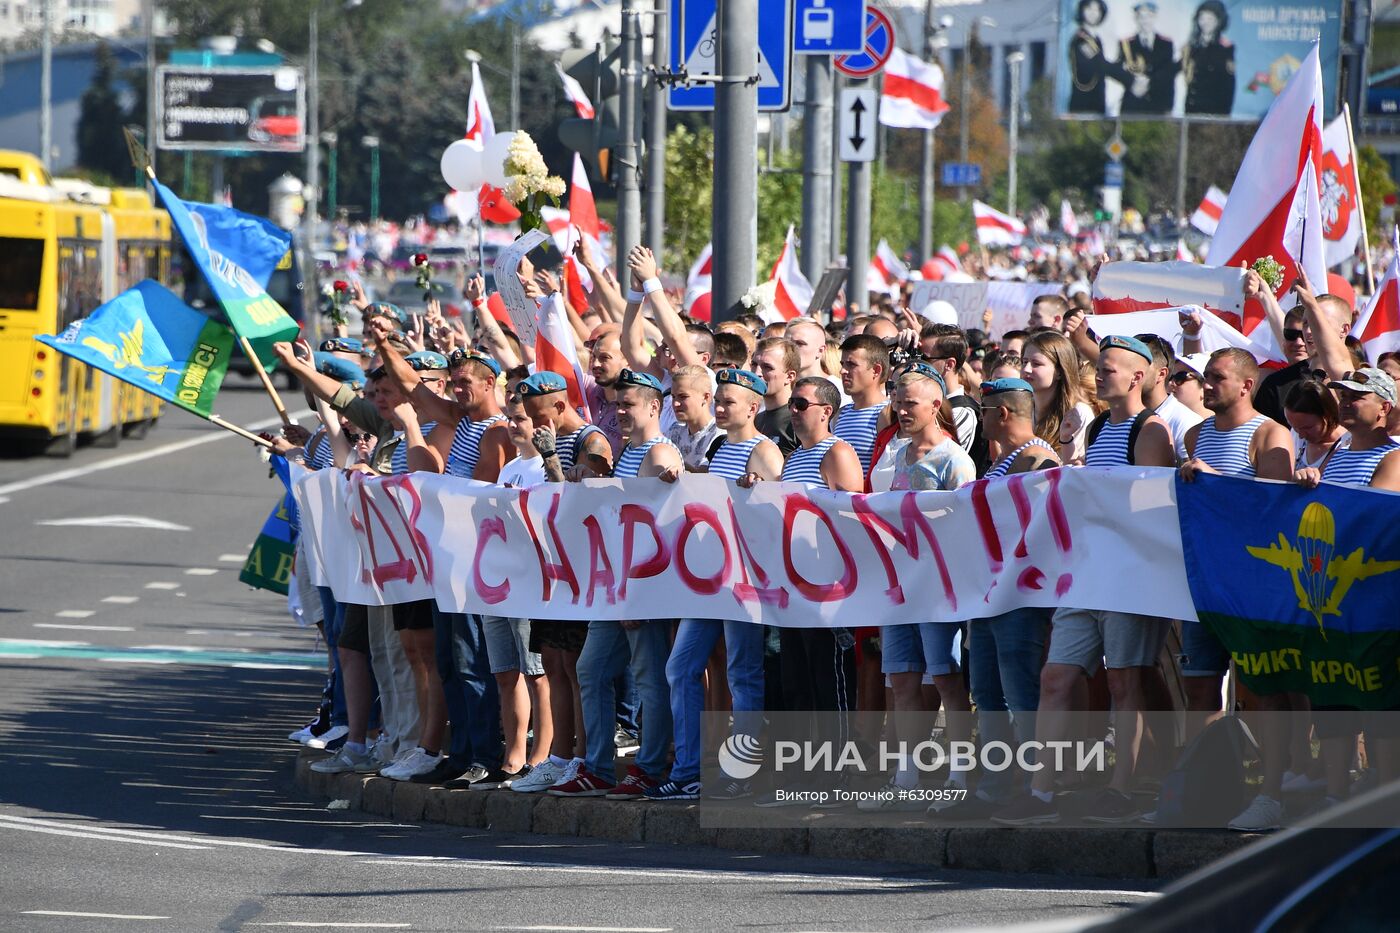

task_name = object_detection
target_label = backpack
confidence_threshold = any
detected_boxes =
[948,393,990,477]
[1155,715,1256,828]
[1085,409,1152,465]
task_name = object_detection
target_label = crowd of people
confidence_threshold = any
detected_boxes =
[270,236,1400,832]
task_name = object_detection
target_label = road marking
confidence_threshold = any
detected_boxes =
[101,596,139,604]
[54,610,95,619]
[0,409,312,498]
[0,820,209,850]
[245,925,412,930]
[0,640,319,670]
[145,581,180,590]
[219,553,247,562]
[23,911,173,921]
[185,568,218,576]
[0,815,375,857]
[34,623,135,633]
[36,515,190,531]
[357,859,929,889]
[492,928,672,933]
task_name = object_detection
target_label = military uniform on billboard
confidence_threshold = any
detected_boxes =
[1184,37,1235,115]
[1119,33,1177,114]
[1068,28,1136,115]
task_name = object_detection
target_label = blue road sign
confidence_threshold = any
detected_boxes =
[794,0,865,55]
[941,162,981,187]
[668,0,794,111]
[832,6,895,78]
[1104,160,1124,188]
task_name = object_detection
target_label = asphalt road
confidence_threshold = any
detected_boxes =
[0,381,1160,932]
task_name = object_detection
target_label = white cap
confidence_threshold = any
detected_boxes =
[1066,279,1091,298]
[1178,352,1210,377]
[915,299,959,326]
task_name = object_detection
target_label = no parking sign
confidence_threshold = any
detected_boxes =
[833,7,896,79]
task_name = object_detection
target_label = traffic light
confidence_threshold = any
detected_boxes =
[559,43,621,183]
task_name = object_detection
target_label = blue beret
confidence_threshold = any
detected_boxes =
[366,302,408,327]
[980,377,1035,396]
[1099,334,1154,365]
[405,350,450,372]
[320,336,366,355]
[314,351,366,387]
[448,347,502,378]
[716,367,768,396]
[898,359,948,396]
[519,371,569,396]
[616,368,664,393]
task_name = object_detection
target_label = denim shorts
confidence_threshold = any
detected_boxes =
[1180,620,1231,677]
[482,614,544,676]
[880,622,963,677]
[1047,608,1169,675]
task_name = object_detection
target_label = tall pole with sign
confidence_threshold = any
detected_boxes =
[617,0,643,280]
[845,91,872,313]
[646,6,668,261]
[801,57,833,282]
[1007,50,1023,217]
[918,0,937,264]
[712,0,760,323]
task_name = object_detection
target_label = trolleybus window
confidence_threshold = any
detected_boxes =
[0,236,44,310]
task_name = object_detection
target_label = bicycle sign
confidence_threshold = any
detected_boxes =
[668,0,794,111]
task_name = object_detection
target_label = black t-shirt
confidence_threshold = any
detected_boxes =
[1254,360,1308,426]
[756,405,799,459]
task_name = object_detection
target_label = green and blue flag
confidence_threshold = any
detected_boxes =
[240,456,299,596]
[1179,474,1400,709]
[152,178,299,369]
[35,280,235,418]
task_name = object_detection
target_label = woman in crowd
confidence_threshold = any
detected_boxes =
[1284,378,1349,472]
[1021,331,1097,465]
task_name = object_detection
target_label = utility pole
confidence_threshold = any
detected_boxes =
[1175,117,1190,223]
[644,4,667,262]
[144,0,156,178]
[323,132,338,218]
[1006,50,1023,216]
[40,0,52,172]
[616,0,644,279]
[510,22,521,130]
[845,82,872,314]
[363,136,380,221]
[800,56,833,282]
[918,0,937,263]
[711,0,759,323]
[829,70,844,273]
[307,8,320,243]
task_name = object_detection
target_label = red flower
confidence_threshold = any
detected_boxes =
[333,280,350,293]
[413,253,429,266]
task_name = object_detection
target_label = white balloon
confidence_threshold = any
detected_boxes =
[480,131,516,188]
[440,139,484,191]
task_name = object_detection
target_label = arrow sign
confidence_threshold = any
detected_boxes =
[838,87,878,162]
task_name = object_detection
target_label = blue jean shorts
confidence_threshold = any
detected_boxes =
[482,614,544,676]
[880,622,963,677]
[1180,620,1231,677]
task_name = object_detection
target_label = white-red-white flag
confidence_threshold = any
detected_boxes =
[870,239,909,291]
[973,200,1026,247]
[1060,199,1079,237]
[555,63,595,119]
[1352,230,1400,360]
[1190,186,1228,236]
[465,63,495,146]
[535,293,592,420]
[684,242,712,314]
[1092,260,1245,323]
[879,48,949,130]
[1176,238,1193,262]
[1206,43,1327,346]
[936,245,962,273]
[1320,113,1363,269]
[769,225,813,321]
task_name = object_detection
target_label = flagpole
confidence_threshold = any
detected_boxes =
[1343,103,1377,293]
[238,336,295,428]
[209,415,275,449]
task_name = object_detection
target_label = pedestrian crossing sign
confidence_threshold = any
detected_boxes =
[668,0,794,111]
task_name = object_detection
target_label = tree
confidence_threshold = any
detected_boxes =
[77,42,138,183]
[1358,145,1397,243]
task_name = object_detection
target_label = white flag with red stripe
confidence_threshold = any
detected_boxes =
[973,200,1026,247]
[556,63,595,119]
[684,242,713,313]
[1320,113,1363,269]
[1060,199,1079,237]
[1205,43,1326,348]
[869,239,909,293]
[1176,238,1194,262]
[936,245,962,273]
[1092,260,1245,324]
[878,48,950,130]
[1190,186,1228,236]
[465,63,495,145]
[1352,229,1400,360]
[535,293,592,420]
[769,225,813,321]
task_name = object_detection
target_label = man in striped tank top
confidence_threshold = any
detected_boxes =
[835,334,894,474]
[996,335,1174,826]
[518,371,614,480]
[645,369,784,801]
[1296,368,1400,491]
[552,369,682,800]
[1177,348,1297,831]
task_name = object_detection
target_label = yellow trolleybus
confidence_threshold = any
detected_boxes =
[0,150,172,456]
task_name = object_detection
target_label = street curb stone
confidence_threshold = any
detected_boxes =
[293,750,1258,878]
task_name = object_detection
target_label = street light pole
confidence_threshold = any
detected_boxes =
[323,132,338,219]
[510,22,521,131]
[144,0,156,178]
[307,7,320,242]
[363,135,380,221]
[40,0,52,172]
[1006,50,1024,217]
[917,0,937,263]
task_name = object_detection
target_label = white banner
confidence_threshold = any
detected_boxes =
[297,468,1197,626]
[493,229,550,346]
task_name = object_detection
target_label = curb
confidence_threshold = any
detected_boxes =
[294,751,1258,879]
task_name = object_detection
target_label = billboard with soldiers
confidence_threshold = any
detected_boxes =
[1055,0,1342,120]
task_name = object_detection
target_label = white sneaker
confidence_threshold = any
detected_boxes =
[311,745,377,774]
[371,736,399,766]
[381,747,442,782]
[1227,793,1284,832]
[289,723,318,744]
[551,757,583,788]
[305,724,348,750]
[511,759,564,793]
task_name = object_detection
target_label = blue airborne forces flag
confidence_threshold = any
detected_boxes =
[1178,474,1400,709]
[35,280,235,417]
[240,456,299,596]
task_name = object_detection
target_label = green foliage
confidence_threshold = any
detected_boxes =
[76,42,143,184]
[1358,145,1397,242]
